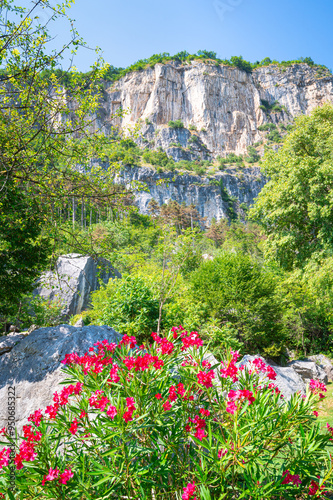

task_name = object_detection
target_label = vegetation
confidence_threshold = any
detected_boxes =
[168,120,184,129]
[1,331,332,499]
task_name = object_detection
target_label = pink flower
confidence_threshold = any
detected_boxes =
[181,331,203,351]
[282,470,301,486]
[218,448,227,459]
[126,397,136,409]
[177,383,186,397]
[45,403,59,420]
[0,448,10,470]
[197,370,215,388]
[220,361,238,382]
[0,427,6,436]
[199,408,210,416]
[79,410,87,419]
[69,418,78,435]
[23,425,42,443]
[168,386,177,402]
[58,468,74,485]
[309,479,319,495]
[313,411,319,417]
[309,379,327,398]
[226,401,237,415]
[119,335,136,349]
[108,364,120,383]
[28,409,43,427]
[163,401,172,411]
[123,410,134,422]
[42,467,60,485]
[194,428,207,441]
[155,393,163,400]
[106,405,117,419]
[182,481,197,500]
[89,390,110,411]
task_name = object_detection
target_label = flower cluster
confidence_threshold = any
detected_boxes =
[123,353,164,371]
[42,467,73,486]
[282,470,301,486]
[182,482,198,500]
[197,370,215,388]
[186,414,207,441]
[151,332,175,355]
[309,379,327,399]
[123,397,136,422]
[251,358,277,380]
[0,448,10,471]
[220,352,239,382]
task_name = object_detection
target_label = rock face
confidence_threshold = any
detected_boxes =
[115,164,265,224]
[288,360,328,385]
[308,354,333,382]
[34,254,121,320]
[95,61,333,158]
[0,324,121,433]
[239,355,306,400]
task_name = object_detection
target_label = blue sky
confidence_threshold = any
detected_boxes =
[47,0,333,71]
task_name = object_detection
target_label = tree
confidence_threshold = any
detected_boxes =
[0,0,122,320]
[190,252,285,352]
[250,104,333,270]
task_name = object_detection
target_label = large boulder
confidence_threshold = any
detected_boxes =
[288,359,328,385]
[0,324,122,433]
[34,253,121,319]
[239,355,306,400]
[308,354,333,382]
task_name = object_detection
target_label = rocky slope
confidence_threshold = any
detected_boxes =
[114,165,265,224]
[90,61,333,221]
[94,61,333,158]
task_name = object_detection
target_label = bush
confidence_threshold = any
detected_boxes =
[168,120,184,129]
[142,149,173,168]
[245,146,260,163]
[188,135,198,144]
[258,123,277,132]
[89,275,160,343]
[1,328,332,499]
[188,124,197,131]
[190,252,286,352]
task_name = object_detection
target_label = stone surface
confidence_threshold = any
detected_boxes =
[239,355,306,399]
[34,253,121,320]
[288,359,328,385]
[307,354,333,382]
[0,332,28,355]
[114,164,265,224]
[0,324,122,433]
[94,61,333,158]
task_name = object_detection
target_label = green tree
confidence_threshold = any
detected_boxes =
[0,0,122,321]
[89,275,160,343]
[190,252,285,352]
[250,104,333,270]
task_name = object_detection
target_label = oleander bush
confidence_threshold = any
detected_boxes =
[0,327,332,499]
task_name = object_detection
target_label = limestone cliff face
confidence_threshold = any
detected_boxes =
[114,165,265,224]
[95,61,333,158]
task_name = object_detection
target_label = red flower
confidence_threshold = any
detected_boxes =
[106,405,117,419]
[42,467,59,486]
[155,393,163,400]
[119,335,137,349]
[58,468,74,485]
[309,480,319,495]
[218,448,227,458]
[199,408,210,416]
[69,418,78,435]
[79,410,87,419]
[28,409,43,427]
[197,370,215,388]
[163,401,172,411]
[0,448,10,470]
[282,470,301,486]
[182,481,197,500]
[226,401,237,415]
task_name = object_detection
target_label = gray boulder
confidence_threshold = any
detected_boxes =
[288,359,328,385]
[308,354,333,382]
[0,324,121,433]
[239,355,306,400]
[34,253,121,319]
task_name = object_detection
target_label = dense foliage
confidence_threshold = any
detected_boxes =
[0,328,332,499]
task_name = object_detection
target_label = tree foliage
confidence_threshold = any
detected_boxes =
[250,104,333,270]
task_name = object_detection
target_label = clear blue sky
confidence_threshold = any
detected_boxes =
[48,0,333,71]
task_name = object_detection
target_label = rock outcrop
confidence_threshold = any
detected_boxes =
[95,61,333,158]
[288,359,328,385]
[308,354,333,382]
[34,254,121,320]
[115,164,265,224]
[239,355,306,399]
[0,324,121,433]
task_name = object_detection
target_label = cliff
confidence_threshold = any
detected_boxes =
[114,165,265,224]
[91,61,333,221]
[94,61,333,158]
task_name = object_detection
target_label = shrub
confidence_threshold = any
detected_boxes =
[1,328,332,499]
[188,124,197,131]
[168,120,184,129]
[89,275,160,343]
[190,252,286,351]
[188,135,198,144]
[245,146,260,163]
[258,123,277,132]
